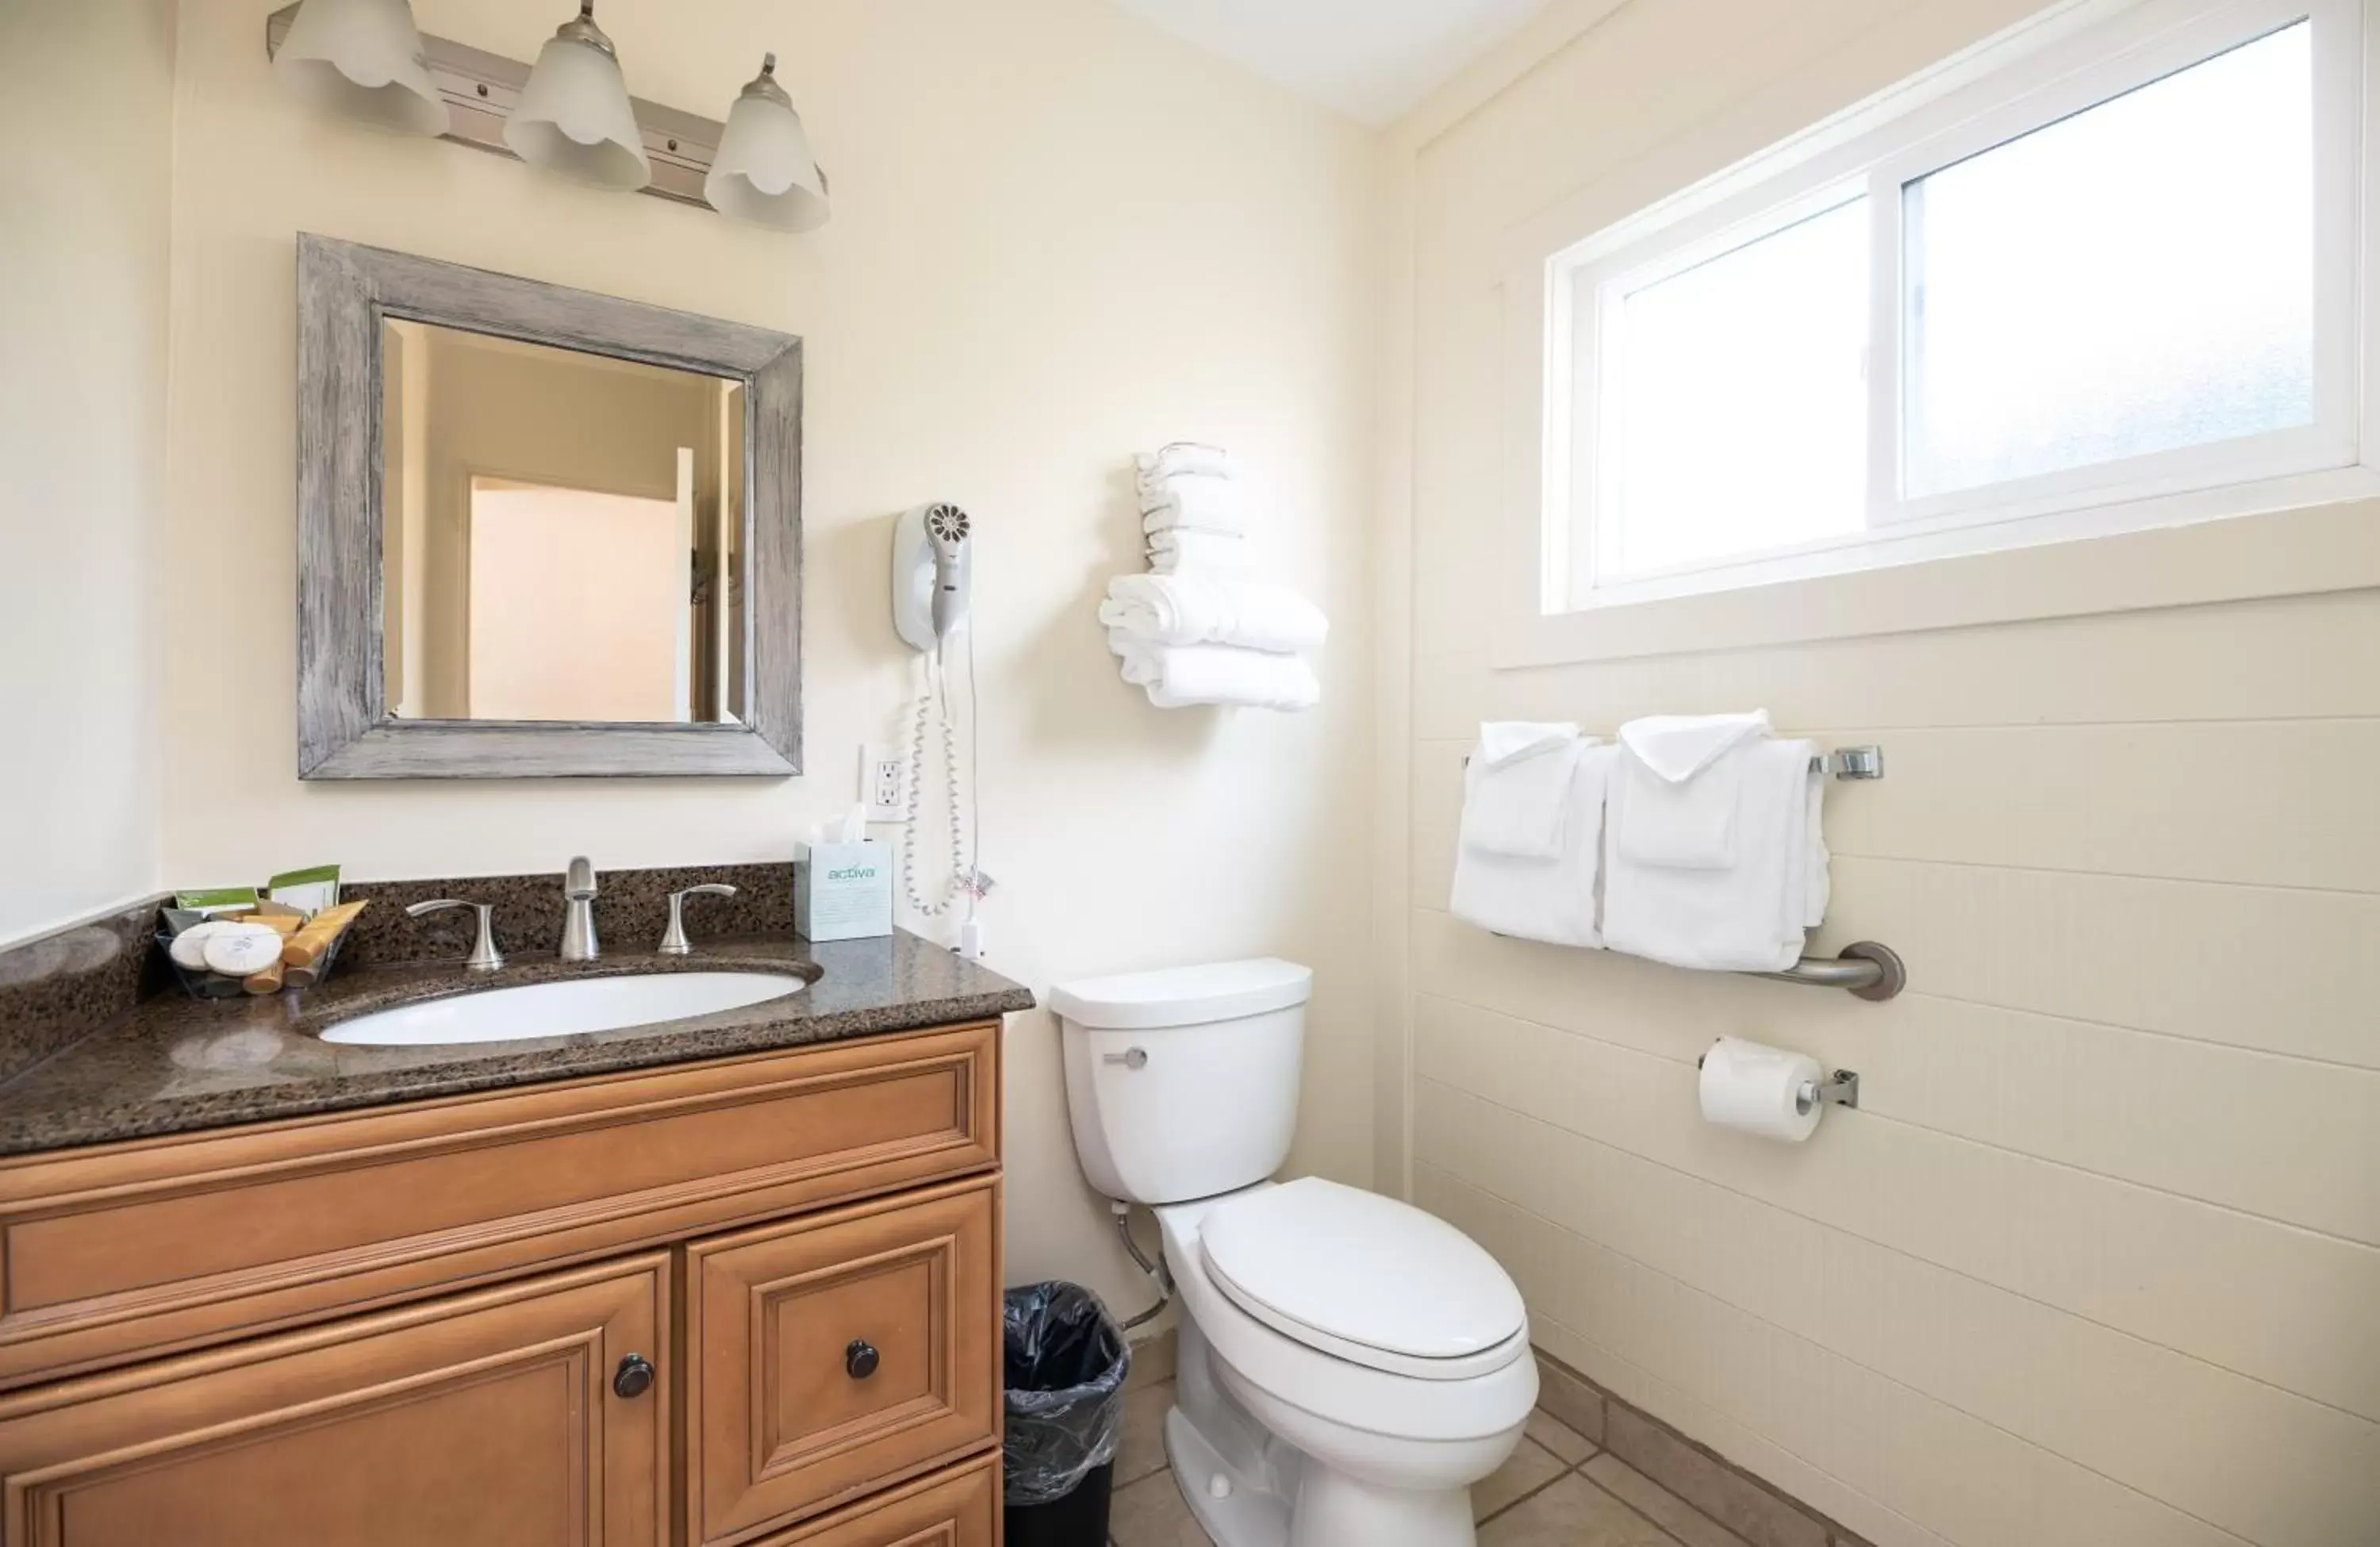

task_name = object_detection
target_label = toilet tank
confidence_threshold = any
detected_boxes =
[1050,958,1311,1205]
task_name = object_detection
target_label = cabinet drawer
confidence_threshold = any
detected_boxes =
[0,1254,669,1547]
[0,1024,998,1389]
[747,1453,997,1547]
[688,1177,1000,1545]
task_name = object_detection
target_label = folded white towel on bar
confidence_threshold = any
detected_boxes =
[1140,475,1248,536]
[1460,723,1587,860]
[1613,710,1772,869]
[1451,740,1614,949]
[1146,528,1253,575]
[1107,631,1319,711]
[1098,574,1327,655]
[1136,443,1238,487]
[1602,717,1827,973]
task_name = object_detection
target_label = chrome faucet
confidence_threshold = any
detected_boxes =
[561,856,599,962]
[658,884,738,954]
[408,898,504,972]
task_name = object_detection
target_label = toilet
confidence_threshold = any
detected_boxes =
[1052,958,1538,1547]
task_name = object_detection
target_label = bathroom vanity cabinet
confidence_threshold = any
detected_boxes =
[0,1019,1004,1546]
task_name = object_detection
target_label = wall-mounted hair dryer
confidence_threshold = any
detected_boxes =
[888,501,990,958]
[892,502,971,652]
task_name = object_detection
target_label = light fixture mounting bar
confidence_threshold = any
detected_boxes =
[263,3,722,207]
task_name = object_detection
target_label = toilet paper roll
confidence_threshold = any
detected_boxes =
[1699,1035,1825,1142]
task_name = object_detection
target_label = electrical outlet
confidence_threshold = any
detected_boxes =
[861,744,908,822]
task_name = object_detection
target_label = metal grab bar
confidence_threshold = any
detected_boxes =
[1753,941,1905,1001]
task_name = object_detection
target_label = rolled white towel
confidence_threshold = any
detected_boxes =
[1108,631,1319,711]
[1098,574,1327,654]
[1139,475,1247,535]
[1146,528,1252,575]
[1135,443,1238,487]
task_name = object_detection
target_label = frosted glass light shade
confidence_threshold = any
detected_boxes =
[705,56,830,232]
[503,7,651,191]
[273,0,448,136]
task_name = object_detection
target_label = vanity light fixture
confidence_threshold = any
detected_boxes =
[263,3,827,231]
[270,0,448,136]
[503,2,652,192]
[704,55,831,232]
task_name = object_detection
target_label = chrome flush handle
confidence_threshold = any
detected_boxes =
[658,884,739,954]
[1103,1047,1149,1069]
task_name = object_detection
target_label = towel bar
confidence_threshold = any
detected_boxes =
[1816,745,1884,780]
[1462,743,1884,778]
[1754,941,1905,1001]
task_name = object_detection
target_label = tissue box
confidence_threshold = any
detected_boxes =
[795,841,894,942]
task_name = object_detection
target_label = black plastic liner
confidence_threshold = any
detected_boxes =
[1002,1281,1130,1508]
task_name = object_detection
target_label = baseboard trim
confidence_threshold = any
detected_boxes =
[1536,1348,1876,1547]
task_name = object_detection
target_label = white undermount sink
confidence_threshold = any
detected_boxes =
[319,971,808,1047]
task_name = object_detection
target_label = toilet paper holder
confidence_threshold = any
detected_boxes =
[1798,1069,1860,1113]
[1696,1054,1861,1113]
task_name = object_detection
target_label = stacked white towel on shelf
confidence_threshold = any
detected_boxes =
[1098,574,1326,655]
[1445,710,1831,970]
[1145,528,1250,575]
[1107,446,1326,710]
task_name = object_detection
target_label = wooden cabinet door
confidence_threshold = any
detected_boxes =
[0,1255,668,1547]
[687,1178,999,1545]
[747,1454,997,1547]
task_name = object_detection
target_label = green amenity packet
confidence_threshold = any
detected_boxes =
[267,865,342,918]
[175,886,260,918]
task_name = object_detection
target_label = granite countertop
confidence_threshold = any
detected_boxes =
[0,931,1035,1157]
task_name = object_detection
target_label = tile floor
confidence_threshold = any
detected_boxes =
[1105,1379,1766,1547]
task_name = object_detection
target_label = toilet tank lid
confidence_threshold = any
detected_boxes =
[1049,958,1312,1030]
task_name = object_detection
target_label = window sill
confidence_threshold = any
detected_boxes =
[1491,493,2380,668]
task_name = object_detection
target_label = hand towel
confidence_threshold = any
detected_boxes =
[1614,711,1772,869]
[1098,574,1328,655]
[1136,443,1238,486]
[1107,632,1319,711]
[1602,735,1826,972]
[1479,720,1583,765]
[1146,528,1253,575]
[1461,724,1587,860]
[1140,475,1248,536]
[1450,743,1615,949]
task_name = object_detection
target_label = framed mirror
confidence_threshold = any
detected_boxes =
[296,235,801,778]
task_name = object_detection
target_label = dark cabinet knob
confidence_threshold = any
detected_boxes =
[612,1353,655,1399]
[845,1338,880,1380]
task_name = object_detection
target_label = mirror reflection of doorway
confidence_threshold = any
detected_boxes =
[466,466,692,724]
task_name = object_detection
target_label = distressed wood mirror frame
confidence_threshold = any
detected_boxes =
[295,233,802,778]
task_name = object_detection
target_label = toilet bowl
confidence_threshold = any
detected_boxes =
[1050,959,1539,1547]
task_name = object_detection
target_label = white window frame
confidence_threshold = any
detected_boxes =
[1524,0,2374,624]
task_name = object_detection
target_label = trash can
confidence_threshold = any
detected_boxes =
[1003,1281,1130,1545]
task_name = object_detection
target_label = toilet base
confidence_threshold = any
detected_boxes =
[1165,1403,1483,1547]
[1164,1405,1288,1547]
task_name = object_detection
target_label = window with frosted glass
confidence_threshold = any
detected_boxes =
[1594,197,1870,581]
[1902,22,2315,499]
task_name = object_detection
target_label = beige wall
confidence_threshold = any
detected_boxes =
[0,0,175,943]
[1379,3,2379,1545]
[155,0,1381,1311]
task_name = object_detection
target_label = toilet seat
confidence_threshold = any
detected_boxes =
[1198,1178,1530,1382]
[1155,1189,1538,1447]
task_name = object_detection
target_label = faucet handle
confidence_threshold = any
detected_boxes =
[565,856,597,900]
[407,899,504,972]
[658,885,739,956]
